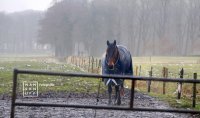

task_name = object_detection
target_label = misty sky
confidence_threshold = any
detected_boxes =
[0,0,52,13]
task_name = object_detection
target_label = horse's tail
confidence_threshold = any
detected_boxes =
[127,53,133,76]
[129,58,133,75]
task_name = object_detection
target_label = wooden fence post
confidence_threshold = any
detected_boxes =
[177,68,184,99]
[147,67,152,93]
[96,59,101,74]
[81,57,84,68]
[193,73,197,108]
[98,59,101,68]
[73,56,75,65]
[83,58,85,68]
[78,57,80,67]
[135,66,138,76]
[162,67,166,94]
[91,57,94,73]
[73,56,75,64]
[162,67,168,94]
[135,66,138,88]
[88,57,90,72]
[139,65,141,76]
[96,58,98,67]
[75,56,78,66]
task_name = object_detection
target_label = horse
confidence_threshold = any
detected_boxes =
[102,40,133,105]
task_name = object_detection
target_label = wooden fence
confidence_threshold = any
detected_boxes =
[66,56,199,108]
[66,56,101,73]
[135,65,198,108]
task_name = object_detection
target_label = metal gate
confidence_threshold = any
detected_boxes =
[10,69,200,118]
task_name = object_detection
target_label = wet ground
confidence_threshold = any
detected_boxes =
[0,91,199,118]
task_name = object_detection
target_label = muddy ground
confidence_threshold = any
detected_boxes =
[0,90,199,118]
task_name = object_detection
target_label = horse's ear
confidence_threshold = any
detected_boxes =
[107,40,110,46]
[114,40,116,45]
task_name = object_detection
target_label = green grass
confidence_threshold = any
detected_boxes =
[148,93,190,107]
[1,56,200,110]
[125,80,200,110]
[0,57,106,96]
[128,56,200,110]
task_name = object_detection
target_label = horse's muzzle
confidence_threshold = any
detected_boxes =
[108,65,114,70]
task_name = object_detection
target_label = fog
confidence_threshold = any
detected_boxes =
[0,0,52,13]
[0,0,200,57]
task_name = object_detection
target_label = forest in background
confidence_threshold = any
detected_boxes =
[0,0,200,57]
[0,10,49,54]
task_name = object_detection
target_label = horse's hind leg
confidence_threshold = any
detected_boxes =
[115,85,121,105]
[120,80,125,96]
[108,85,112,105]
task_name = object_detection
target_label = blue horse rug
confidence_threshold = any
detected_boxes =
[102,45,133,86]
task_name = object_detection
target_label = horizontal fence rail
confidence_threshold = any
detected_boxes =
[11,69,200,118]
[15,69,200,83]
[15,102,200,114]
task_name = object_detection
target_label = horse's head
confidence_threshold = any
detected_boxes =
[105,40,119,70]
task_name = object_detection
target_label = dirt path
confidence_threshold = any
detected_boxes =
[0,91,199,118]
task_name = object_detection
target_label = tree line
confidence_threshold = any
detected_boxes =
[0,10,49,54]
[39,0,200,57]
[1,0,200,57]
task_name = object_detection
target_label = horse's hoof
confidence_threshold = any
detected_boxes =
[108,100,112,105]
[114,99,121,105]
[117,100,121,105]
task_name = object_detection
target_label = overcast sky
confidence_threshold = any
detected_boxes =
[0,0,52,13]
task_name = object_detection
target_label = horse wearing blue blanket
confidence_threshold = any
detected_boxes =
[102,40,133,105]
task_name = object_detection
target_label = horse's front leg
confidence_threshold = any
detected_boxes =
[115,85,121,105]
[108,85,112,105]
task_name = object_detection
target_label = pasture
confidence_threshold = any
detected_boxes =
[67,56,200,110]
[132,56,200,109]
[0,56,200,110]
[0,56,106,98]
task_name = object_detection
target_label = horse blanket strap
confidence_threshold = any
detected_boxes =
[106,78,118,86]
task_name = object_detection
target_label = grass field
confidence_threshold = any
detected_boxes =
[130,56,200,110]
[1,56,200,110]
[0,56,106,97]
